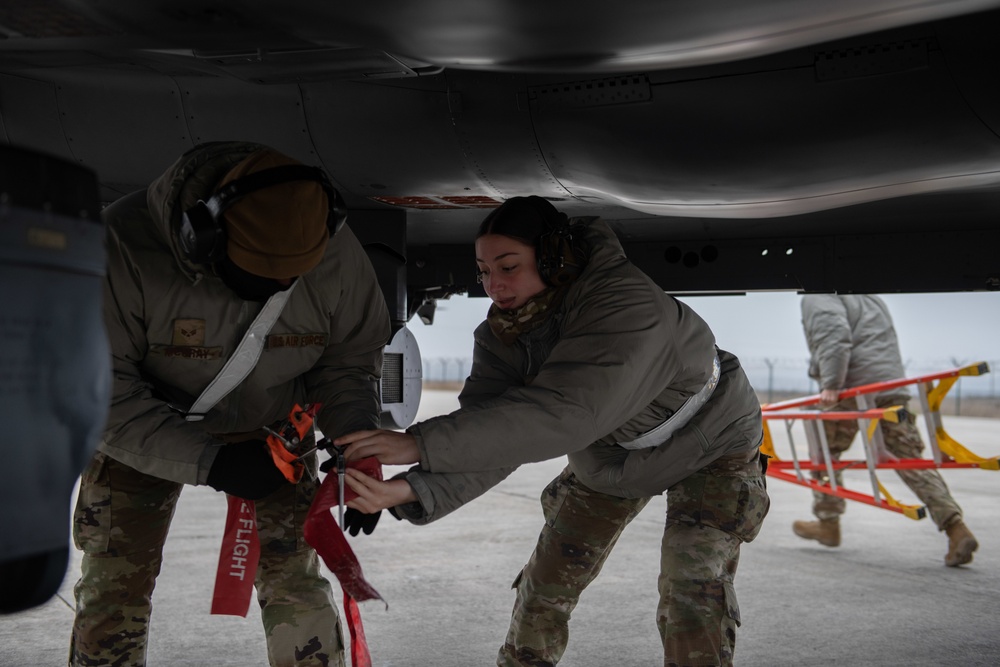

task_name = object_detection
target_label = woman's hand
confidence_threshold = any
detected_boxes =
[335,429,420,465]
[344,468,417,513]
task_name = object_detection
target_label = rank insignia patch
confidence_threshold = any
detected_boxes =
[172,318,206,346]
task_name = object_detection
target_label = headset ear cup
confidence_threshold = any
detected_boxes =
[536,231,554,285]
[179,201,226,264]
[553,235,580,286]
[536,226,583,286]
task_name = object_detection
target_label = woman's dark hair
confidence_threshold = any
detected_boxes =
[476,196,568,243]
[477,196,586,287]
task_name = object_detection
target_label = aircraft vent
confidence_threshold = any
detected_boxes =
[814,38,933,82]
[529,75,651,110]
[380,326,422,430]
[382,353,403,404]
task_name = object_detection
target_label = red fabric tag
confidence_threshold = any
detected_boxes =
[344,592,371,667]
[335,455,383,505]
[304,456,385,666]
[210,456,386,667]
[211,495,260,616]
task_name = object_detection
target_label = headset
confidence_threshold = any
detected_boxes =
[178,164,347,265]
[535,208,584,287]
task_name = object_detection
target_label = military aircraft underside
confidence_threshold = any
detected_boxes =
[1,0,1000,316]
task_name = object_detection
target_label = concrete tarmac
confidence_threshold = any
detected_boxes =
[2,389,998,666]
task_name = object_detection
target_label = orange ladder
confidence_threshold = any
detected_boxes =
[759,362,996,518]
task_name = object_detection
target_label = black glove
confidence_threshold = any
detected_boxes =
[319,453,338,474]
[206,439,288,500]
[343,508,381,536]
[318,437,338,474]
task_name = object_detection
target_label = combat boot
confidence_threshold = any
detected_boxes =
[792,518,841,547]
[944,519,978,567]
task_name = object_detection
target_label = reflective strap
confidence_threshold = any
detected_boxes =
[185,281,298,421]
[618,354,721,450]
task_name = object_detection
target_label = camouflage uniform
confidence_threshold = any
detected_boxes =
[497,447,769,667]
[70,142,390,665]
[70,451,344,667]
[400,216,769,664]
[809,397,962,529]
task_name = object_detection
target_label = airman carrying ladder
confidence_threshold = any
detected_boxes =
[759,362,997,519]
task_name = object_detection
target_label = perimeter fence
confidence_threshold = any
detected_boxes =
[420,356,1000,416]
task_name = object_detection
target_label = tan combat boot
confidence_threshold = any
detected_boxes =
[944,519,978,567]
[792,518,841,547]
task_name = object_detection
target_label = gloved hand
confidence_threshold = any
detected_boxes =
[319,450,340,475]
[206,439,288,500]
[343,507,381,536]
[317,436,337,474]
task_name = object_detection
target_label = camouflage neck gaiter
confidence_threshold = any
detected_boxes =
[487,286,567,346]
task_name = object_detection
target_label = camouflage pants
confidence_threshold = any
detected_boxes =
[70,451,344,667]
[497,447,769,667]
[809,398,962,529]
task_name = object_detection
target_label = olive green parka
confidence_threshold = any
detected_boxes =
[801,294,909,402]
[398,218,762,523]
[99,141,391,486]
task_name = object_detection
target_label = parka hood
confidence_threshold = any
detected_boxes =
[575,216,627,266]
[558,216,631,314]
[146,141,267,282]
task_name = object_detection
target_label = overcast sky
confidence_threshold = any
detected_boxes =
[408,290,1000,393]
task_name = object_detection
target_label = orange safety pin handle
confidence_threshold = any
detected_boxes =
[266,403,322,483]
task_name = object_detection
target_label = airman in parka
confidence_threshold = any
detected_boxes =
[794,294,978,567]
[336,197,770,666]
[70,141,390,667]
